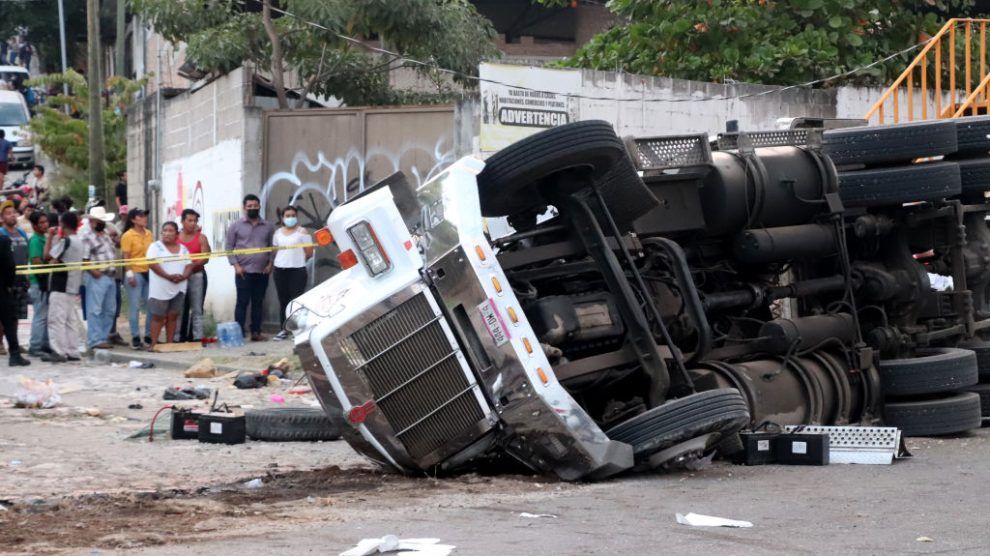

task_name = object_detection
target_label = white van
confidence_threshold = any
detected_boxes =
[0,65,29,88]
[0,89,33,167]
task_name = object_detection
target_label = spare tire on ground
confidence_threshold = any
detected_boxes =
[883,392,982,436]
[838,161,961,207]
[965,383,990,418]
[823,120,958,166]
[245,407,341,441]
[477,120,626,217]
[878,347,978,397]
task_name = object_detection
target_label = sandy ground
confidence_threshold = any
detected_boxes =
[1,321,990,554]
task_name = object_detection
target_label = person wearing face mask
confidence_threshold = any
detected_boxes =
[80,207,119,350]
[271,206,313,341]
[225,194,274,341]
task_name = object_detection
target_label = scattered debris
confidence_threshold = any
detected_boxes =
[234,373,267,390]
[675,513,753,528]
[287,385,312,395]
[917,536,934,543]
[163,385,212,400]
[270,394,285,404]
[14,377,61,409]
[519,512,558,519]
[340,535,454,556]
[129,361,155,369]
[128,404,143,410]
[243,478,263,489]
[184,358,218,378]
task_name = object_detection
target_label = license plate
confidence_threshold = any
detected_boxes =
[478,299,510,347]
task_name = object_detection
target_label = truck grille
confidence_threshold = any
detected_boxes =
[344,293,486,464]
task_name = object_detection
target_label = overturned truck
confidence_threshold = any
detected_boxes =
[288,117,990,480]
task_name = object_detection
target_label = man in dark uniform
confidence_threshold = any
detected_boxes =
[0,231,30,366]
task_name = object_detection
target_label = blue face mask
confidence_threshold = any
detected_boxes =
[283,216,298,228]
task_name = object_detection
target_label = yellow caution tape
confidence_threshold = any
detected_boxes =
[16,243,319,276]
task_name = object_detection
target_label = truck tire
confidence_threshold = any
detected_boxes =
[965,383,990,417]
[823,120,957,165]
[245,407,341,441]
[879,347,978,397]
[952,116,990,155]
[605,389,750,458]
[955,157,990,199]
[883,392,982,436]
[477,120,626,217]
[838,161,961,207]
[958,339,990,380]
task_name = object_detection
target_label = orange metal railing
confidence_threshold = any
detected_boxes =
[865,18,990,124]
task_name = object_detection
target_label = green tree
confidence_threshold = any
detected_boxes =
[130,0,499,108]
[26,70,146,206]
[547,0,973,86]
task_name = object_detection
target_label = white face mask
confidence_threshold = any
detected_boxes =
[283,216,298,227]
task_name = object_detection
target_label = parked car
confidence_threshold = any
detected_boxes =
[0,89,34,168]
[288,117,990,480]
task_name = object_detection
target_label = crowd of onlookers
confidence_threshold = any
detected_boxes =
[0,180,315,366]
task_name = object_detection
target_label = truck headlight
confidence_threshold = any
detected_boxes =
[348,221,390,276]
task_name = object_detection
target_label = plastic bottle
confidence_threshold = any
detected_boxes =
[218,323,231,348]
[93,349,111,365]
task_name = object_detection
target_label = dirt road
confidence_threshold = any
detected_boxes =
[2,358,990,555]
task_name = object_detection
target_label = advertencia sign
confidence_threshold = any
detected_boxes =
[480,63,581,153]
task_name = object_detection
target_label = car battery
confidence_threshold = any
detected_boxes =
[738,431,779,465]
[197,412,246,445]
[776,432,830,465]
[170,408,204,440]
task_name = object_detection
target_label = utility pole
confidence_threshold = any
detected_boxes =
[115,0,125,76]
[56,0,69,114]
[87,0,106,198]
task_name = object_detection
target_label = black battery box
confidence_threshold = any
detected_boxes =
[171,408,203,440]
[738,431,779,465]
[197,413,246,445]
[776,433,829,465]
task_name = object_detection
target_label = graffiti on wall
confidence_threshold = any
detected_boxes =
[260,136,457,231]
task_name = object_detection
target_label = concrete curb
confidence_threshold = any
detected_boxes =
[104,350,266,374]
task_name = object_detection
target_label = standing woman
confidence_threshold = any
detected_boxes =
[120,208,154,349]
[146,222,192,350]
[272,206,313,340]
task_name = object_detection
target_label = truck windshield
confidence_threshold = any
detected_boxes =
[0,103,27,126]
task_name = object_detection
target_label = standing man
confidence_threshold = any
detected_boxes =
[0,201,30,331]
[0,228,28,366]
[114,171,127,212]
[177,208,210,342]
[226,194,274,341]
[0,130,12,184]
[80,207,118,350]
[26,211,51,359]
[45,212,85,362]
[18,41,31,69]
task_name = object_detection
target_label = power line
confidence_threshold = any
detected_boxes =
[241,0,931,104]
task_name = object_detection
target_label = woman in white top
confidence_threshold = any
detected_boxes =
[146,222,192,349]
[272,206,314,340]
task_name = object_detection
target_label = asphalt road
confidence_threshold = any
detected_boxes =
[2,347,990,554]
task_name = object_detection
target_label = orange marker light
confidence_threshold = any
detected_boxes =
[523,337,533,355]
[314,227,334,246]
[338,249,358,269]
[474,245,487,262]
[492,276,502,294]
[536,367,549,385]
[507,307,519,324]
